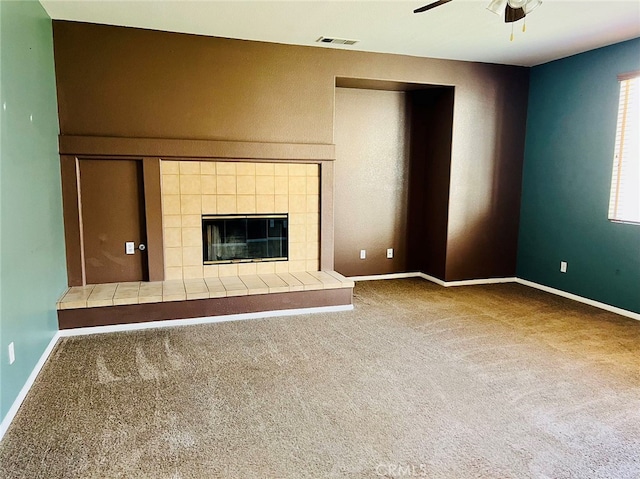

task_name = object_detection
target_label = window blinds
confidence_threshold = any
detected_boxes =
[608,73,640,224]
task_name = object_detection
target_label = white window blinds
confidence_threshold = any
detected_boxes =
[608,72,640,224]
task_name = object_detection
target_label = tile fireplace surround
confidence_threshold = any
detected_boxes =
[161,160,320,280]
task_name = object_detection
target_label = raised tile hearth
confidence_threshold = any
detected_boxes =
[56,271,354,330]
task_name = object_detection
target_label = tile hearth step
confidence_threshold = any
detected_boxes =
[56,271,354,330]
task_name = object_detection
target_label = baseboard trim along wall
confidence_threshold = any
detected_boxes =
[350,273,639,321]
[0,332,61,442]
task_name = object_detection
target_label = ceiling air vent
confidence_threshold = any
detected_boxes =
[316,36,359,46]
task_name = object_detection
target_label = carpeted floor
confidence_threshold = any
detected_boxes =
[1,279,639,478]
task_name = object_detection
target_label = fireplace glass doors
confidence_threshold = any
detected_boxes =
[202,214,288,264]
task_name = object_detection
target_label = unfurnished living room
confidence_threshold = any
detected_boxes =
[1,0,639,477]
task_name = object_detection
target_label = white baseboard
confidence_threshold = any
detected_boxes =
[515,278,640,321]
[0,331,60,442]
[58,304,354,337]
[419,273,518,287]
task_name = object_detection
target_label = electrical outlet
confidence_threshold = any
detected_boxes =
[125,242,135,255]
[8,342,15,365]
[387,248,394,259]
[560,261,568,273]
[360,249,366,260]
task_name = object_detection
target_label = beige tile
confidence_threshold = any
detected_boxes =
[165,247,183,267]
[306,214,320,227]
[200,161,216,175]
[59,285,95,309]
[179,161,200,175]
[162,195,181,215]
[216,162,236,175]
[289,195,306,213]
[237,175,256,195]
[274,163,289,176]
[289,224,306,243]
[325,270,355,288]
[288,260,307,272]
[289,242,306,260]
[240,275,269,295]
[255,176,275,195]
[306,242,319,260]
[162,279,186,301]
[217,195,237,214]
[306,195,319,213]
[220,275,248,296]
[202,195,217,214]
[217,263,238,277]
[274,176,288,194]
[162,174,180,195]
[86,283,117,307]
[182,214,201,227]
[113,282,140,305]
[139,282,163,302]
[164,228,182,248]
[289,213,306,225]
[165,266,183,281]
[259,273,289,293]
[180,175,201,195]
[256,262,276,274]
[237,195,256,214]
[183,265,203,279]
[275,261,290,274]
[164,215,181,228]
[201,175,217,194]
[308,270,342,289]
[256,195,275,213]
[237,262,257,275]
[288,176,306,195]
[306,223,319,242]
[277,272,305,292]
[203,265,219,278]
[289,163,307,176]
[307,177,319,195]
[291,271,323,290]
[180,195,201,215]
[204,277,227,298]
[185,279,208,299]
[139,295,163,304]
[217,176,236,195]
[306,260,320,271]
[182,246,202,266]
[182,228,201,247]
[306,163,319,176]
[236,162,256,175]
[255,163,275,176]
[275,195,288,212]
[162,160,180,174]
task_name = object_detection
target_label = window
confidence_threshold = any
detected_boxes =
[608,72,640,224]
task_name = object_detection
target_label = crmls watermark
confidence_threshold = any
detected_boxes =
[375,463,429,477]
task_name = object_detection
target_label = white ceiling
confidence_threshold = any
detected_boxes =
[40,0,640,67]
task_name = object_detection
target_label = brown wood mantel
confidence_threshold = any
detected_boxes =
[58,135,336,161]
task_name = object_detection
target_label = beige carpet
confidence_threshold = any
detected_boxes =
[1,279,639,478]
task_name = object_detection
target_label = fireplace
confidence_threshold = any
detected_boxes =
[202,214,288,264]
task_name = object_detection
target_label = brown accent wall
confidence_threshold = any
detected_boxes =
[53,21,529,281]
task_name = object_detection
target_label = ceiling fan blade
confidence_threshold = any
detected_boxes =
[413,0,453,14]
[504,5,526,22]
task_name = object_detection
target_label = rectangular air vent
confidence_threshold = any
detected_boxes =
[317,36,359,46]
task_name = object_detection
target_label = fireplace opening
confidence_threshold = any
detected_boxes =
[202,214,288,264]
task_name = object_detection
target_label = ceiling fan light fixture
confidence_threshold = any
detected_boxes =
[523,0,542,15]
[486,0,507,15]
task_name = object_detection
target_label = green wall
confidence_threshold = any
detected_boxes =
[518,38,640,314]
[0,0,66,425]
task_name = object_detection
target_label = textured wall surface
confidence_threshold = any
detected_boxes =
[0,1,66,423]
[518,38,640,313]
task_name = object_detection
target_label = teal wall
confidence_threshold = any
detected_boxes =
[0,0,66,424]
[518,38,640,314]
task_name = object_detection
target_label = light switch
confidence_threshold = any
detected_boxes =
[125,242,135,255]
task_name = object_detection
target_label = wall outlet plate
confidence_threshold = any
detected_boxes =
[125,242,135,255]
[560,261,568,273]
[387,248,394,259]
[360,249,366,260]
[8,342,15,365]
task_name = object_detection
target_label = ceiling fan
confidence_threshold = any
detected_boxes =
[414,0,542,38]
